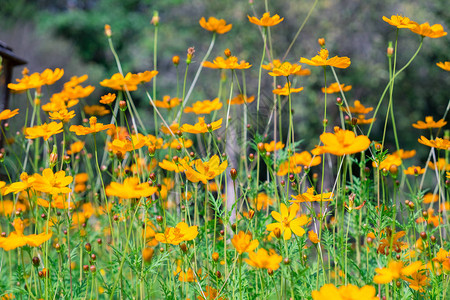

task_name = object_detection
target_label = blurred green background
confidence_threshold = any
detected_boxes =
[1,0,448,163]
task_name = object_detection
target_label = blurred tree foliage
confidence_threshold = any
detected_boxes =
[0,0,448,160]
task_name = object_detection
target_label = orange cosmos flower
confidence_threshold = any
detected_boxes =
[84,105,110,116]
[198,286,225,300]
[354,115,375,125]
[179,155,228,184]
[341,100,373,114]
[99,93,116,105]
[403,166,425,175]
[0,200,27,215]
[228,94,255,105]
[0,109,19,121]
[0,218,52,251]
[180,117,222,134]
[372,154,402,170]
[312,127,370,156]
[199,17,232,34]
[262,59,282,71]
[264,141,284,152]
[277,151,321,176]
[436,61,450,71]
[428,158,450,171]
[37,195,75,210]
[184,98,223,114]
[154,95,181,109]
[423,193,438,204]
[245,248,282,270]
[300,48,351,69]
[393,149,416,159]
[25,122,63,141]
[418,136,450,150]
[268,62,308,77]
[416,208,441,227]
[67,141,85,155]
[373,260,422,284]
[382,15,416,29]
[266,203,309,240]
[203,56,252,70]
[412,116,447,129]
[162,137,193,149]
[308,230,319,244]
[100,71,156,91]
[63,84,95,99]
[231,231,259,254]
[108,134,147,154]
[70,116,115,135]
[33,168,73,194]
[248,12,284,27]
[254,193,274,211]
[272,82,303,96]
[49,109,76,123]
[291,187,333,203]
[409,22,447,38]
[159,157,190,173]
[106,177,157,199]
[277,160,303,176]
[312,284,378,300]
[321,82,352,94]
[155,222,198,245]
[4,172,36,195]
[377,229,406,255]
[8,68,64,92]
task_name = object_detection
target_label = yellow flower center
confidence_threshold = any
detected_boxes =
[319,49,329,60]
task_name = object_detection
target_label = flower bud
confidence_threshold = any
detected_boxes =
[119,100,127,111]
[420,232,427,239]
[85,243,91,252]
[273,227,281,239]
[224,48,231,57]
[179,243,188,253]
[318,38,325,47]
[248,153,255,162]
[156,215,163,224]
[32,256,40,266]
[267,268,274,276]
[230,168,237,180]
[387,41,394,57]
[247,209,255,220]
[257,143,264,152]
[172,55,180,66]
[212,252,219,262]
[186,47,195,65]
[216,270,222,279]
[90,265,96,273]
[104,24,112,37]
[151,11,160,26]
[336,97,342,105]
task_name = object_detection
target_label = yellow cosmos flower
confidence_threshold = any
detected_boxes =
[272,82,303,96]
[291,187,333,203]
[160,122,179,135]
[244,248,282,270]
[199,17,232,34]
[231,231,259,254]
[0,200,27,215]
[373,260,422,284]
[409,22,447,38]
[49,109,76,123]
[155,222,198,245]
[262,59,282,71]
[266,203,309,240]
[321,82,352,94]
[4,172,36,195]
[32,168,73,194]
[248,12,284,27]
[180,117,222,134]
[412,116,447,129]
[264,141,284,152]
[179,155,228,184]
[159,157,190,173]
[268,62,309,77]
[8,68,64,92]
[154,95,181,109]
[228,94,255,105]
[70,117,115,135]
[436,61,450,71]
[0,218,52,251]
[106,177,157,199]
[418,136,450,150]
[300,48,351,69]
[393,149,416,159]
[312,284,378,300]
[312,127,370,156]
[100,71,158,91]
[99,93,116,105]
[25,122,64,141]
[37,195,74,210]
[183,98,223,114]
[84,105,110,116]
[162,138,193,149]
[382,15,416,29]
[203,56,252,70]
[0,109,19,121]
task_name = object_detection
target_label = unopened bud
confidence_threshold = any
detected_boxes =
[104,24,112,37]
[230,168,237,180]
[224,48,231,57]
[172,55,180,66]
[318,38,325,47]
[119,100,127,111]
